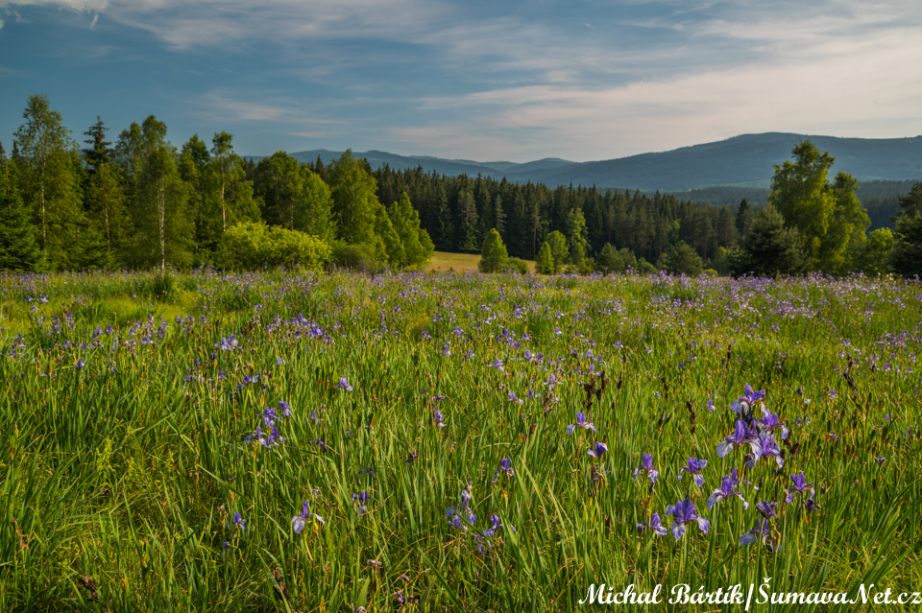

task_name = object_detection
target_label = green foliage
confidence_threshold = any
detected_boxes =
[217,221,331,270]
[545,230,569,273]
[596,242,637,274]
[0,154,39,270]
[328,150,380,245]
[478,227,508,272]
[14,95,88,270]
[388,192,433,268]
[536,241,555,274]
[769,141,870,273]
[859,227,895,275]
[85,162,131,269]
[504,256,529,274]
[659,240,704,275]
[330,241,386,273]
[253,152,335,241]
[127,116,195,271]
[565,208,590,268]
[892,182,922,277]
[733,205,807,276]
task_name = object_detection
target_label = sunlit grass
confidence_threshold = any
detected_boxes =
[0,270,920,610]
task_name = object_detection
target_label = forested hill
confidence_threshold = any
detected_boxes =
[292,133,922,191]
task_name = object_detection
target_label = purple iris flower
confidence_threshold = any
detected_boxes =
[446,486,477,530]
[291,500,324,534]
[233,512,246,530]
[498,457,514,479]
[218,335,238,351]
[717,420,757,457]
[665,497,709,540]
[731,384,766,414]
[649,513,668,537]
[587,442,608,458]
[433,409,446,429]
[740,518,772,546]
[567,412,596,434]
[278,400,291,417]
[749,431,784,468]
[757,407,789,440]
[755,501,777,519]
[679,457,707,488]
[784,472,814,503]
[339,377,353,392]
[352,491,369,515]
[706,469,749,510]
[633,453,659,485]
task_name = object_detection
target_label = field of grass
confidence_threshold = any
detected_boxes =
[423,251,536,273]
[0,270,920,610]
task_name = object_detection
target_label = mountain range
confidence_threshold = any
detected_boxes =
[290,132,922,193]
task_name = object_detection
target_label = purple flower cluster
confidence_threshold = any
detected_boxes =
[717,386,787,468]
[445,486,506,553]
[245,401,291,448]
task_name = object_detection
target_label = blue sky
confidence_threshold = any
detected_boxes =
[1,0,921,162]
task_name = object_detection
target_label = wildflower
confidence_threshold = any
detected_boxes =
[278,401,291,417]
[587,442,608,458]
[784,472,814,503]
[749,431,784,468]
[566,411,596,434]
[706,469,749,510]
[755,500,777,519]
[498,457,514,479]
[730,384,765,418]
[292,501,324,534]
[679,457,707,488]
[633,453,659,485]
[648,513,668,537]
[757,407,789,440]
[717,420,756,457]
[233,512,246,530]
[433,409,446,429]
[445,486,477,531]
[665,497,709,540]
[352,491,369,515]
[339,377,353,392]
[740,519,772,546]
[218,335,238,351]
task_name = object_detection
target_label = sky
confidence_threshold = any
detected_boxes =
[1,0,921,162]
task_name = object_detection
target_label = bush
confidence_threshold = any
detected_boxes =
[504,257,529,274]
[217,222,331,270]
[330,241,386,274]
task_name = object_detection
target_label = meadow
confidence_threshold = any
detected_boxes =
[0,269,920,611]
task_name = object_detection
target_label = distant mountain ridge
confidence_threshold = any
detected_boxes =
[288,132,922,192]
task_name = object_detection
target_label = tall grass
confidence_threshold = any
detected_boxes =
[0,270,920,610]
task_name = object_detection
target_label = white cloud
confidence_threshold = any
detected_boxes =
[402,20,922,160]
[0,0,107,10]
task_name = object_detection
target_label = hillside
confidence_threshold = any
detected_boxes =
[289,132,922,192]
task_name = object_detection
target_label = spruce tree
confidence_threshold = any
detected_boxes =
[0,151,39,270]
[479,227,508,273]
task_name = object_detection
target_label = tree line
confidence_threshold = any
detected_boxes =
[1,94,920,277]
[0,95,432,273]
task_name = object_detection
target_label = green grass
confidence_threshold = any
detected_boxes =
[424,251,536,273]
[0,270,920,610]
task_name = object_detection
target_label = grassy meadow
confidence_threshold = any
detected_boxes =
[0,269,920,610]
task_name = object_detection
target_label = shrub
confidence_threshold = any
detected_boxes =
[217,222,331,270]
